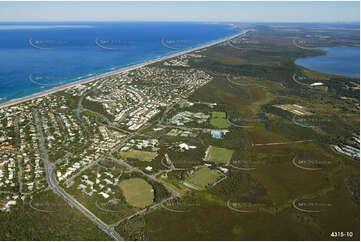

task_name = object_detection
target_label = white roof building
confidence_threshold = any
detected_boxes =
[104,179,113,185]
[219,167,229,173]
[99,192,110,199]
[78,184,87,190]
[310,82,324,87]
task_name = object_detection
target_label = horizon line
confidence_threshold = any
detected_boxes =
[0,20,359,23]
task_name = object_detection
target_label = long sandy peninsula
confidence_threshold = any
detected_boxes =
[0,30,245,109]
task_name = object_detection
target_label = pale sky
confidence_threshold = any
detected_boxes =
[0,1,359,23]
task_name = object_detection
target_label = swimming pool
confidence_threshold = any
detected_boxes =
[212,133,221,139]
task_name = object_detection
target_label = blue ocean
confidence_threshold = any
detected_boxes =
[0,22,240,103]
[296,46,360,78]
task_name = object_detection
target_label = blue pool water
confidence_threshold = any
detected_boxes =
[212,133,221,139]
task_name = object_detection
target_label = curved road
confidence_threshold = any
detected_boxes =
[34,111,123,241]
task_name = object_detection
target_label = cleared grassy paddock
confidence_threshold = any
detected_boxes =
[186,167,224,189]
[210,111,231,128]
[204,146,234,163]
[119,178,154,208]
[118,149,157,162]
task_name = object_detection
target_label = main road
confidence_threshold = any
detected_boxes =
[34,111,123,241]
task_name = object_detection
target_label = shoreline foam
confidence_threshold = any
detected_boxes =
[0,31,244,109]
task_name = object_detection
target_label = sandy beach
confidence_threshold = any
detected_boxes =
[0,31,244,109]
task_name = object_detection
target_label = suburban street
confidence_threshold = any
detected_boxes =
[29,84,181,241]
[34,111,123,241]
